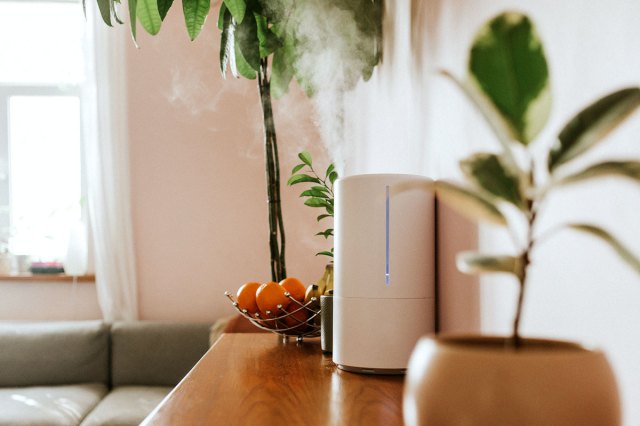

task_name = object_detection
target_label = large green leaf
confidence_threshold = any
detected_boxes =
[460,153,525,209]
[469,12,551,145]
[234,11,260,71]
[224,0,246,24]
[157,0,174,20]
[136,0,162,35]
[567,224,640,275]
[456,252,524,279]
[96,0,112,26]
[182,0,210,41]
[440,71,518,157]
[219,7,232,76]
[255,15,281,58]
[271,31,296,99]
[548,87,640,172]
[435,181,507,226]
[233,38,257,79]
[554,161,640,187]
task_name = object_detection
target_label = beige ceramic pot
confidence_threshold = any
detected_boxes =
[403,335,620,426]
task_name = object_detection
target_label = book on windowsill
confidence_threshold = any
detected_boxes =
[29,261,65,275]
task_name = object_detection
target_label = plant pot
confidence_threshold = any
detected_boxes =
[403,335,620,426]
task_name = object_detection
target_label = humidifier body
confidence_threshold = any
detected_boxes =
[333,174,435,374]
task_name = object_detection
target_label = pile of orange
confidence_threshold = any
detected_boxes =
[235,277,309,330]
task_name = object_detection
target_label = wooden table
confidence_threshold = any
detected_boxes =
[141,333,405,426]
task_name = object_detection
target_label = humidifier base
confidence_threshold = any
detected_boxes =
[337,364,406,375]
[333,296,435,372]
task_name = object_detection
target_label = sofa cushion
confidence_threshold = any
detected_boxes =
[0,383,107,426]
[111,321,211,387]
[0,321,109,387]
[79,386,171,426]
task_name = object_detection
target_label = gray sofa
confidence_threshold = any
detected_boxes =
[0,320,212,426]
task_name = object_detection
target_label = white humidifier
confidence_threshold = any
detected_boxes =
[333,174,435,374]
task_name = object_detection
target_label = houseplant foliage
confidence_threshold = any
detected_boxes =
[438,11,640,346]
[404,11,639,425]
[287,151,338,258]
[90,0,382,282]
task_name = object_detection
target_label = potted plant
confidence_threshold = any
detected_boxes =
[90,0,381,282]
[403,11,640,426]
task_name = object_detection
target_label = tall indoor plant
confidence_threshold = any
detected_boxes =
[404,11,640,425]
[91,0,382,282]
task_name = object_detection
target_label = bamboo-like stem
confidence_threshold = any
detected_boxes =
[258,57,286,282]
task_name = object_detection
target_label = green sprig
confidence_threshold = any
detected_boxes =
[288,151,338,257]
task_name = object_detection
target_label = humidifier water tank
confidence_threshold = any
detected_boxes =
[333,174,435,374]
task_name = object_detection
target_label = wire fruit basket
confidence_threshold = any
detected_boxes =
[225,291,321,342]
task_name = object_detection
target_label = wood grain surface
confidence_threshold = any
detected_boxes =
[142,333,405,426]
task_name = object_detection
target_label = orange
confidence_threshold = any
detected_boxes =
[236,282,260,314]
[256,281,290,314]
[279,277,306,303]
[283,304,309,332]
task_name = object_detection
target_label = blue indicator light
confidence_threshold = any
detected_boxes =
[385,185,390,286]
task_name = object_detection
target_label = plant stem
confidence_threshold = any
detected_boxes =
[512,165,537,348]
[258,57,286,282]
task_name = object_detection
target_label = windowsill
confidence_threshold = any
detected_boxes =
[0,274,95,283]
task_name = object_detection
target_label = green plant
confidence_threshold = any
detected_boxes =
[91,0,382,282]
[287,151,337,258]
[438,11,640,347]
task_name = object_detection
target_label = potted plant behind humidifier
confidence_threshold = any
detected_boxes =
[403,11,640,426]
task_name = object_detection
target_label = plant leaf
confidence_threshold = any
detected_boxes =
[316,229,333,239]
[316,251,334,258]
[326,163,335,177]
[554,161,640,188]
[567,224,640,275]
[317,214,331,222]
[329,171,338,184]
[469,12,551,145]
[157,0,174,20]
[96,0,112,26]
[291,164,305,175]
[460,153,525,209]
[223,0,246,24]
[219,9,232,77]
[255,15,281,57]
[298,151,312,167]
[136,0,162,35]
[304,198,330,208]
[234,10,260,71]
[435,180,507,226]
[456,252,523,279]
[311,186,329,193]
[287,174,321,186]
[548,87,640,172]
[300,189,328,198]
[128,0,137,41]
[271,31,295,99]
[440,70,520,172]
[233,32,257,79]
[182,0,210,41]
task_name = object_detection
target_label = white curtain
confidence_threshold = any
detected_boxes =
[83,4,138,321]
[342,1,640,424]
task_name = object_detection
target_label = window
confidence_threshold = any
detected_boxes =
[0,0,88,261]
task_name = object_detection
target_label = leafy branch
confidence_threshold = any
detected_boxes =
[90,0,382,282]
[287,151,338,258]
[439,12,640,347]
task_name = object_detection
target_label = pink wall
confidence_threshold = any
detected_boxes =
[127,11,330,321]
